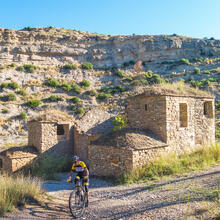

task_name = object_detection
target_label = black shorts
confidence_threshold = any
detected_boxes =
[74,172,89,192]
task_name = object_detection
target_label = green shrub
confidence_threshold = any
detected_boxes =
[76,107,85,115]
[19,112,27,120]
[23,64,37,73]
[18,89,27,96]
[8,81,19,90]
[141,79,148,84]
[5,93,16,101]
[192,57,204,63]
[0,82,9,89]
[9,63,16,68]
[88,89,97,96]
[202,70,211,75]
[46,78,60,88]
[144,70,153,78]
[193,67,201,74]
[48,95,63,102]
[145,73,164,84]
[62,64,77,70]
[126,77,133,81]
[72,84,81,94]
[216,103,220,111]
[70,105,77,111]
[180,58,191,65]
[116,85,127,92]
[2,108,9,114]
[16,66,25,72]
[80,80,91,87]
[99,85,126,95]
[115,70,125,78]
[81,62,93,70]
[70,96,81,103]
[112,115,127,131]
[27,99,42,108]
[62,83,72,92]
[96,93,111,100]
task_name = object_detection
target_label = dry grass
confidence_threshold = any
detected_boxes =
[0,142,27,149]
[0,174,45,216]
[117,143,220,184]
[29,109,74,122]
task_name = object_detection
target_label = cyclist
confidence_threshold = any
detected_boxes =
[67,156,89,207]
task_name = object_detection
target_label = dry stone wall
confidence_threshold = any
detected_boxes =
[88,145,133,176]
[126,96,167,142]
[132,146,169,169]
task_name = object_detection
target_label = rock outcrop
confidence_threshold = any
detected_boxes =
[0,27,220,68]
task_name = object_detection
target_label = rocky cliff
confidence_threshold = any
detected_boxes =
[1,27,220,68]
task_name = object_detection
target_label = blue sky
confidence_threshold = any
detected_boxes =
[0,0,220,39]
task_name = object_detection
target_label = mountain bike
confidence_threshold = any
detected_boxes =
[68,180,86,218]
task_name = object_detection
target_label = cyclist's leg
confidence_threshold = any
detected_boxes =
[83,175,89,207]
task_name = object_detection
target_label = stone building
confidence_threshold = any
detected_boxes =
[0,147,38,173]
[88,92,215,176]
[0,93,215,175]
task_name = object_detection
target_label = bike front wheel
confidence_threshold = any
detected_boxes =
[69,186,86,218]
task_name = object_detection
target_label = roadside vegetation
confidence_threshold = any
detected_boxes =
[22,155,71,180]
[0,175,45,216]
[117,143,220,184]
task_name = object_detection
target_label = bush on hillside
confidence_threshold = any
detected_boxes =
[48,95,63,102]
[180,58,191,65]
[81,62,93,70]
[115,70,125,78]
[62,64,77,70]
[26,99,42,108]
[23,64,37,73]
[18,89,27,96]
[70,96,81,103]
[96,93,111,100]
[80,79,91,87]
[62,83,72,92]
[46,78,60,88]
[76,107,85,115]
[5,93,16,101]
[193,67,201,74]
[72,84,81,94]
[8,81,19,90]
[0,82,9,89]
[87,89,97,96]
[19,112,27,120]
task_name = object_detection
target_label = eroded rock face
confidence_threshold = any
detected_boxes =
[1,28,220,68]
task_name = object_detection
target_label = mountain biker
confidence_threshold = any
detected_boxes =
[67,156,89,207]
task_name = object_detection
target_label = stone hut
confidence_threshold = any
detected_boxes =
[88,91,215,176]
[26,107,114,161]
[0,147,38,173]
[28,121,74,155]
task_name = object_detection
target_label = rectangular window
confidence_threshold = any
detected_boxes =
[145,104,148,111]
[57,124,65,135]
[204,101,213,118]
[0,159,2,168]
[179,103,188,127]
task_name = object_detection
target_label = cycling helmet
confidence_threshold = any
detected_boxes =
[72,155,79,162]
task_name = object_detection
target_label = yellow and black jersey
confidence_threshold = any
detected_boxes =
[72,161,87,173]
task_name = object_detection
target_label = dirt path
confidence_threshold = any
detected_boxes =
[2,165,220,220]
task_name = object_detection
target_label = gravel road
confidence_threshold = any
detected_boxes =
[2,165,220,220]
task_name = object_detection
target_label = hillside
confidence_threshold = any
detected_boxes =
[0,27,219,146]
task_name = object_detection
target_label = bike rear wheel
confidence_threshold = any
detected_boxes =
[69,186,86,218]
